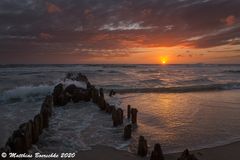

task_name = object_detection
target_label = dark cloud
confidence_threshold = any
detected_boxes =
[208,49,240,53]
[0,0,240,63]
[213,54,240,59]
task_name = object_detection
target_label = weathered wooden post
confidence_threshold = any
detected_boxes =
[137,136,148,157]
[52,83,64,106]
[127,105,131,119]
[109,89,116,97]
[99,88,104,98]
[44,95,53,117]
[112,108,123,126]
[131,108,138,124]
[123,124,132,139]
[87,82,91,90]
[92,87,99,104]
[11,130,27,153]
[32,114,41,144]
[19,121,33,150]
[150,143,165,160]
[97,96,106,110]
[177,149,198,160]
[105,103,115,114]
[40,96,52,129]
[117,108,123,125]
[41,107,49,128]
[112,108,117,126]
[39,113,44,133]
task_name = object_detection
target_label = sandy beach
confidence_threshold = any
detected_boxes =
[77,141,240,160]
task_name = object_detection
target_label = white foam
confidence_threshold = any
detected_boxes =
[0,79,86,103]
[1,84,53,102]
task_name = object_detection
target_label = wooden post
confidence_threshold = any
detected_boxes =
[112,108,123,126]
[177,149,198,160]
[19,121,33,150]
[32,114,41,144]
[99,88,104,98]
[112,108,118,127]
[131,108,138,124]
[109,89,116,97]
[127,105,131,119]
[117,108,123,125]
[123,124,132,139]
[137,136,148,157]
[150,143,165,160]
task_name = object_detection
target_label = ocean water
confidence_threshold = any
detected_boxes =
[0,64,240,154]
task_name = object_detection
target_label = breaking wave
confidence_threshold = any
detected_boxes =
[224,70,240,74]
[177,77,213,85]
[0,84,53,103]
[0,79,86,104]
[114,82,240,93]
[139,78,164,84]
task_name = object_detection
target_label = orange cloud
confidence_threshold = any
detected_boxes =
[142,9,152,17]
[46,2,62,14]
[90,34,110,42]
[39,32,53,40]
[223,15,236,26]
[84,9,94,19]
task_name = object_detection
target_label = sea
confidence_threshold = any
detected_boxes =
[0,64,240,154]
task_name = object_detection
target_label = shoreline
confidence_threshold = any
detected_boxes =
[165,136,240,154]
[166,140,240,160]
[76,141,240,160]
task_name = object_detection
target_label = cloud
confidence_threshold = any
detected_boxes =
[164,25,175,32]
[208,49,240,53]
[213,54,240,59]
[183,24,240,48]
[222,15,237,26]
[176,54,194,58]
[0,0,240,63]
[46,2,62,14]
[39,32,53,40]
[99,21,156,31]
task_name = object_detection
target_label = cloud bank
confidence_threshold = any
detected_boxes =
[0,0,240,63]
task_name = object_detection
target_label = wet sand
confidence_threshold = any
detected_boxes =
[76,141,240,160]
[166,141,240,160]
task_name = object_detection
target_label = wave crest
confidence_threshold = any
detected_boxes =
[114,82,240,93]
[0,79,87,103]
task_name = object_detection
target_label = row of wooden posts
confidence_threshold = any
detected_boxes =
[0,73,196,160]
[0,72,165,160]
[62,73,166,159]
[0,95,53,157]
[67,73,198,160]
[90,85,166,160]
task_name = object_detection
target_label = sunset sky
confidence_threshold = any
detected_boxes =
[0,0,240,64]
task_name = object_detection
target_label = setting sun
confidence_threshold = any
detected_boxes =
[160,56,168,64]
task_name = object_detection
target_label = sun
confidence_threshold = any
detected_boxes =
[160,56,168,64]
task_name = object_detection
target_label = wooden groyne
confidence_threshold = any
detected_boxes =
[0,72,198,160]
[0,95,53,157]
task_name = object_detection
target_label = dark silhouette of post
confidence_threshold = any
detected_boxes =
[150,143,165,160]
[109,89,116,97]
[131,108,138,124]
[112,108,123,126]
[127,105,131,119]
[177,149,198,160]
[137,136,148,157]
[123,124,132,139]
[99,88,104,98]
